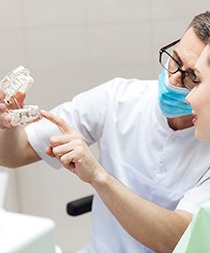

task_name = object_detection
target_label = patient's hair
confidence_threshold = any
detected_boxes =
[187,11,210,44]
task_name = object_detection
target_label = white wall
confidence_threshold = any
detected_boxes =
[0,1,210,252]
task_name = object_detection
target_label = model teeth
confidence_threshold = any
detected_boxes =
[8,105,41,126]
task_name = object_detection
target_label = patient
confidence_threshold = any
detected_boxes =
[173,40,210,252]
[186,38,210,140]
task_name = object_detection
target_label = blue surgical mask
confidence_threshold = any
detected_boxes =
[158,69,192,118]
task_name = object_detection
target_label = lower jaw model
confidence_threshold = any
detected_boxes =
[0,66,42,126]
[8,105,41,126]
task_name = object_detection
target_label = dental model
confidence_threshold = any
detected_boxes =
[0,66,41,126]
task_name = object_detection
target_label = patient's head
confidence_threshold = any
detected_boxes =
[186,39,210,140]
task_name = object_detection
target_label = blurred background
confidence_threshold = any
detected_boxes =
[0,1,209,252]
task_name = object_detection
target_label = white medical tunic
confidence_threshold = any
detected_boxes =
[25,78,210,253]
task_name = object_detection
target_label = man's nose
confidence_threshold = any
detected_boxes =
[169,71,183,88]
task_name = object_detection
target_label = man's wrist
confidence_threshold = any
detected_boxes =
[91,166,109,189]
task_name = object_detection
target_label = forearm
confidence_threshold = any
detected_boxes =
[91,171,192,253]
[0,126,40,168]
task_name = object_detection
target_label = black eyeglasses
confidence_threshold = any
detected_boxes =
[159,39,197,90]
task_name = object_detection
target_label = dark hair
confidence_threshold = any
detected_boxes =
[187,11,210,44]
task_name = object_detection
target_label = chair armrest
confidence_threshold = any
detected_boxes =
[66,195,93,216]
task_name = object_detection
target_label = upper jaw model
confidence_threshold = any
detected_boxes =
[0,66,41,126]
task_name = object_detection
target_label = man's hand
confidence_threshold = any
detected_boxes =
[41,110,104,183]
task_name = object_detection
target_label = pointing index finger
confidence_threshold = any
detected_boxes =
[40,110,71,134]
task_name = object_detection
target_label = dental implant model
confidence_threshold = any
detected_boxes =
[0,66,41,126]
